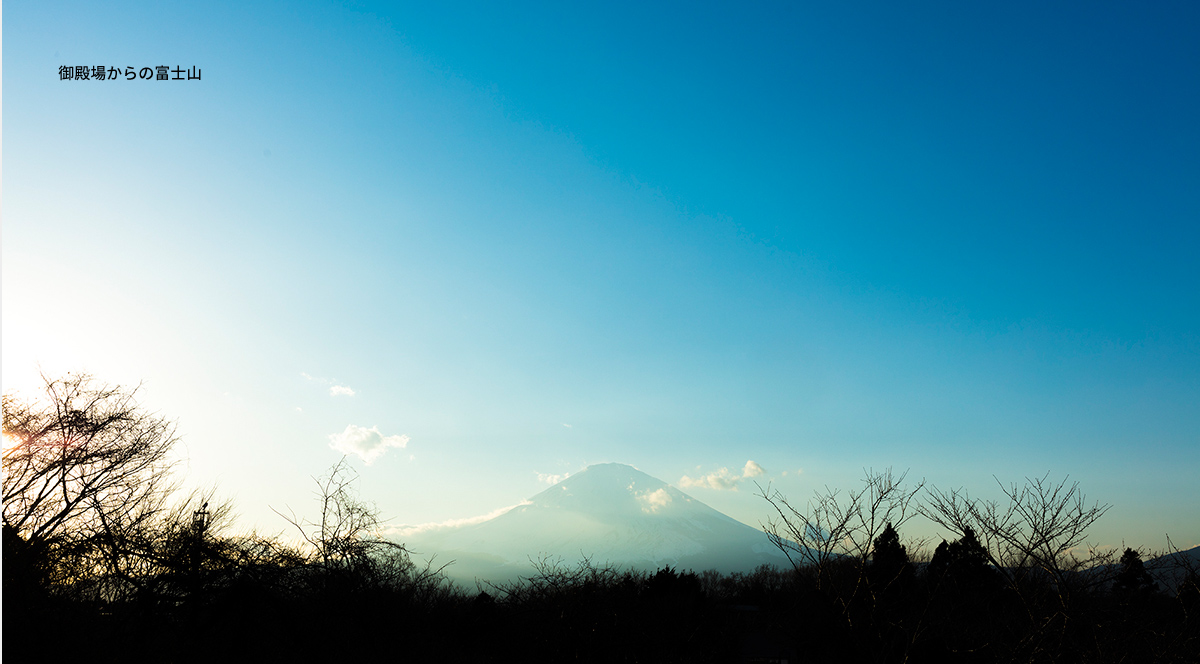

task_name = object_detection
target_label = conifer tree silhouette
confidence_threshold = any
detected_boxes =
[928,526,993,590]
[1112,547,1158,595]
[871,523,909,577]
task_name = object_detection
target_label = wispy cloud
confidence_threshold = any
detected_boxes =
[678,460,768,491]
[537,472,571,485]
[302,372,356,397]
[384,501,532,538]
[328,424,409,464]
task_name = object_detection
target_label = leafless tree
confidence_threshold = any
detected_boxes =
[482,553,633,606]
[1143,535,1200,600]
[759,468,924,624]
[273,458,395,570]
[3,373,180,592]
[921,474,1111,595]
[759,468,925,576]
[920,475,1125,660]
[273,458,448,596]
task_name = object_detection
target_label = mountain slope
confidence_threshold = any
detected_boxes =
[403,463,789,583]
[1147,544,1200,594]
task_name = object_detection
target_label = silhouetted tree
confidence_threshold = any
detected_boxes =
[759,469,924,662]
[871,522,909,582]
[921,474,1111,609]
[3,373,180,599]
[920,478,1126,662]
[273,457,448,598]
[927,526,995,590]
[1113,548,1158,596]
[919,526,1007,659]
[3,522,50,606]
[645,566,703,603]
[759,468,923,588]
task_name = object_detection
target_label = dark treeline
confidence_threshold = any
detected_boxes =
[5,374,1199,663]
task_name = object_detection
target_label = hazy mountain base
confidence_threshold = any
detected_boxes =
[402,463,793,585]
[422,540,789,586]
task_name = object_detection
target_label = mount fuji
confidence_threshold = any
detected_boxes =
[400,463,791,583]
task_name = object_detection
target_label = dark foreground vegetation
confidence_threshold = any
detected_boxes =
[5,374,1199,663]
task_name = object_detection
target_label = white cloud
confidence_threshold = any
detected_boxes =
[637,488,673,513]
[561,423,572,428]
[679,468,740,490]
[384,501,532,538]
[328,424,409,464]
[302,372,355,397]
[678,460,767,491]
[537,472,570,485]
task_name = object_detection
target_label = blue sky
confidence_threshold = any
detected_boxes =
[5,1,1198,550]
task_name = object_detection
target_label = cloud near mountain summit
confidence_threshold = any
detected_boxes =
[637,488,673,513]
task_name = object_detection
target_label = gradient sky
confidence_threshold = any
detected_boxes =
[5,1,1199,552]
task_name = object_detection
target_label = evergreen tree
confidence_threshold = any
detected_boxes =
[927,526,995,593]
[1112,548,1158,595]
[870,522,909,586]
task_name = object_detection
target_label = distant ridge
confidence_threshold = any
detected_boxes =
[402,463,790,583]
[1148,544,1200,593]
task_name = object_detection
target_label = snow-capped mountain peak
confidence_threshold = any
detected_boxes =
[402,463,789,583]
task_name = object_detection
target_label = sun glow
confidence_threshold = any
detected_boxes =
[3,432,23,452]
